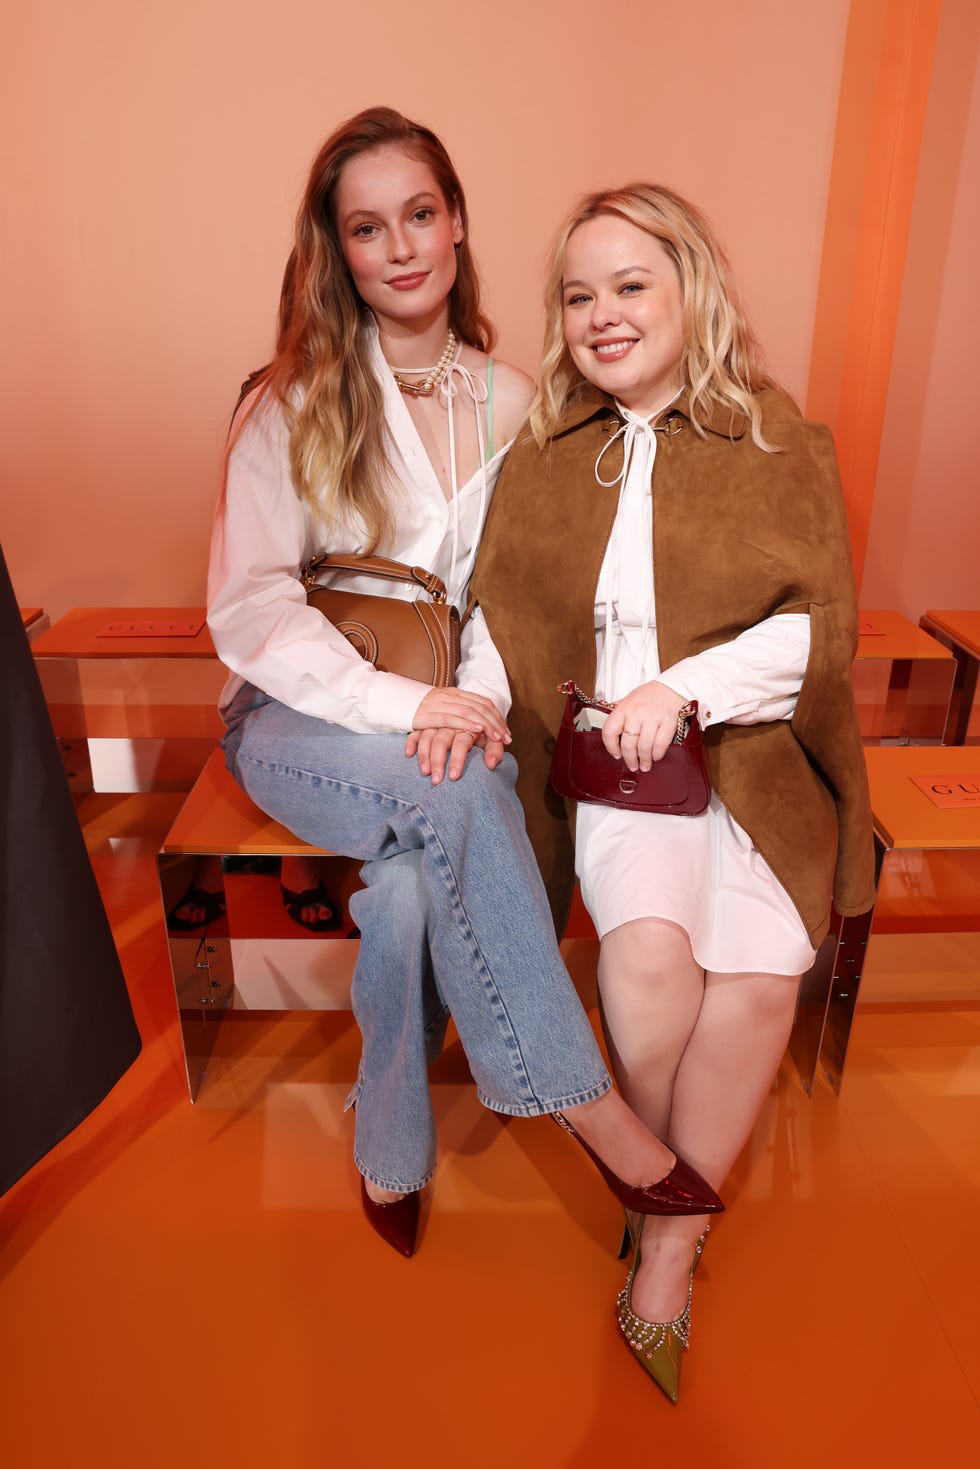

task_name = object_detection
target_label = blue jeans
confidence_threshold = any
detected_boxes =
[223,685,610,1192]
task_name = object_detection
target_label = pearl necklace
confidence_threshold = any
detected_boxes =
[388,329,457,397]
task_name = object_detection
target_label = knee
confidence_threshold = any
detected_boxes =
[738,971,801,1024]
[352,851,426,920]
[599,918,699,994]
[598,954,675,1006]
[437,749,519,817]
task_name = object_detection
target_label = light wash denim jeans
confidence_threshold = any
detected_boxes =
[222,684,610,1192]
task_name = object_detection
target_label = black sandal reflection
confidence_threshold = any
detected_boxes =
[167,855,338,933]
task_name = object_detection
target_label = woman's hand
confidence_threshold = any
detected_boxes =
[405,728,506,784]
[602,680,688,771]
[412,687,511,743]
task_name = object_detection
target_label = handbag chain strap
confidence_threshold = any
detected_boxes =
[557,680,697,745]
[300,552,448,603]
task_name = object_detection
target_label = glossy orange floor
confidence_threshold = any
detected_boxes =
[2,855,978,1468]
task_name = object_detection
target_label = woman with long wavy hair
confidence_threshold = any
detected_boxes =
[207,113,722,1261]
[473,183,874,1397]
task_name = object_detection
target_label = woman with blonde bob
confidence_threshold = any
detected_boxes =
[208,118,723,1263]
[473,183,874,1399]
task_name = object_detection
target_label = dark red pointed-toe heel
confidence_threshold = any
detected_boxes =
[360,1177,420,1258]
[552,1113,724,1216]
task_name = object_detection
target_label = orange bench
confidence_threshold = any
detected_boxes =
[919,609,980,744]
[31,605,224,746]
[158,750,602,1098]
[32,606,227,852]
[20,606,51,643]
[807,745,980,1094]
[159,751,365,1097]
[852,608,956,744]
[162,750,884,1103]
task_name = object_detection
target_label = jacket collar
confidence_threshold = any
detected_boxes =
[552,383,749,441]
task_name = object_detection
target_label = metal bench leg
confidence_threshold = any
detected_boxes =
[157,851,234,1100]
[788,913,841,1096]
[818,904,876,1095]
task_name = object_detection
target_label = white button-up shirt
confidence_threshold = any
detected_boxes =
[593,404,811,724]
[208,335,512,734]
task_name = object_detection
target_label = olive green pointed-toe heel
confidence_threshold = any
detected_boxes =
[615,1220,709,1403]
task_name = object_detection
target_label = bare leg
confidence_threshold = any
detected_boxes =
[598,918,800,1320]
[371,916,693,1204]
[555,918,705,1185]
[667,967,801,1189]
[597,919,705,1134]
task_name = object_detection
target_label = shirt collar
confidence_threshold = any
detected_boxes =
[552,382,748,441]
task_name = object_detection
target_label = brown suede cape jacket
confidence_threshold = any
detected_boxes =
[470,384,876,948]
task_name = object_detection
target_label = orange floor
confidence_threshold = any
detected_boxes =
[2,855,978,1468]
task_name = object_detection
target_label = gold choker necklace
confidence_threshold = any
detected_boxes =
[389,330,457,397]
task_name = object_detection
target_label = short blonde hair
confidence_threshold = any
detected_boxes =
[530,184,774,450]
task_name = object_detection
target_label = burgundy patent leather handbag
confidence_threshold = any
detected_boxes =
[549,681,711,815]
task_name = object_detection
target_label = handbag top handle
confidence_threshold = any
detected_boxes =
[300,553,448,603]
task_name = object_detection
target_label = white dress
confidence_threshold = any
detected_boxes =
[574,407,817,976]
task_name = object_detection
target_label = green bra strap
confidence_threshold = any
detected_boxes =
[485,357,495,460]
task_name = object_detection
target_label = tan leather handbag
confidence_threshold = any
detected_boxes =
[300,553,460,687]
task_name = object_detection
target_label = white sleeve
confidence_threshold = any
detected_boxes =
[455,605,512,717]
[207,403,432,734]
[659,613,811,726]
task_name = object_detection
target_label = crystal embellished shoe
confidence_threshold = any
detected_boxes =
[615,1218,710,1403]
[360,1177,420,1258]
[552,1112,724,1216]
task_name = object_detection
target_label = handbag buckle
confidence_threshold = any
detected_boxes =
[411,566,448,603]
[618,775,637,795]
[299,555,324,592]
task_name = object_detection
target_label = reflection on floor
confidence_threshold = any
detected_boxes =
[2,855,978,1468]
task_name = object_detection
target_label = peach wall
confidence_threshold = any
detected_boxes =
[860,0,980,617]
[806,0,943,579]
[1,0,848,619]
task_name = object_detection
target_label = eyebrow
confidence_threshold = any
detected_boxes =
[562,265,653,289]
[344,191,440,223]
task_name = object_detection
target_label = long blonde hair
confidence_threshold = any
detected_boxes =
[241,107,495,551]
[530,184,774,450]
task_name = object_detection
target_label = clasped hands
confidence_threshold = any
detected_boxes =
[406,680,688,785]
[406,686,510,785]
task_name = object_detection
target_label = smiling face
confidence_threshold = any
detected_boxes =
[333,145,464,333]
[562,214,686,416]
